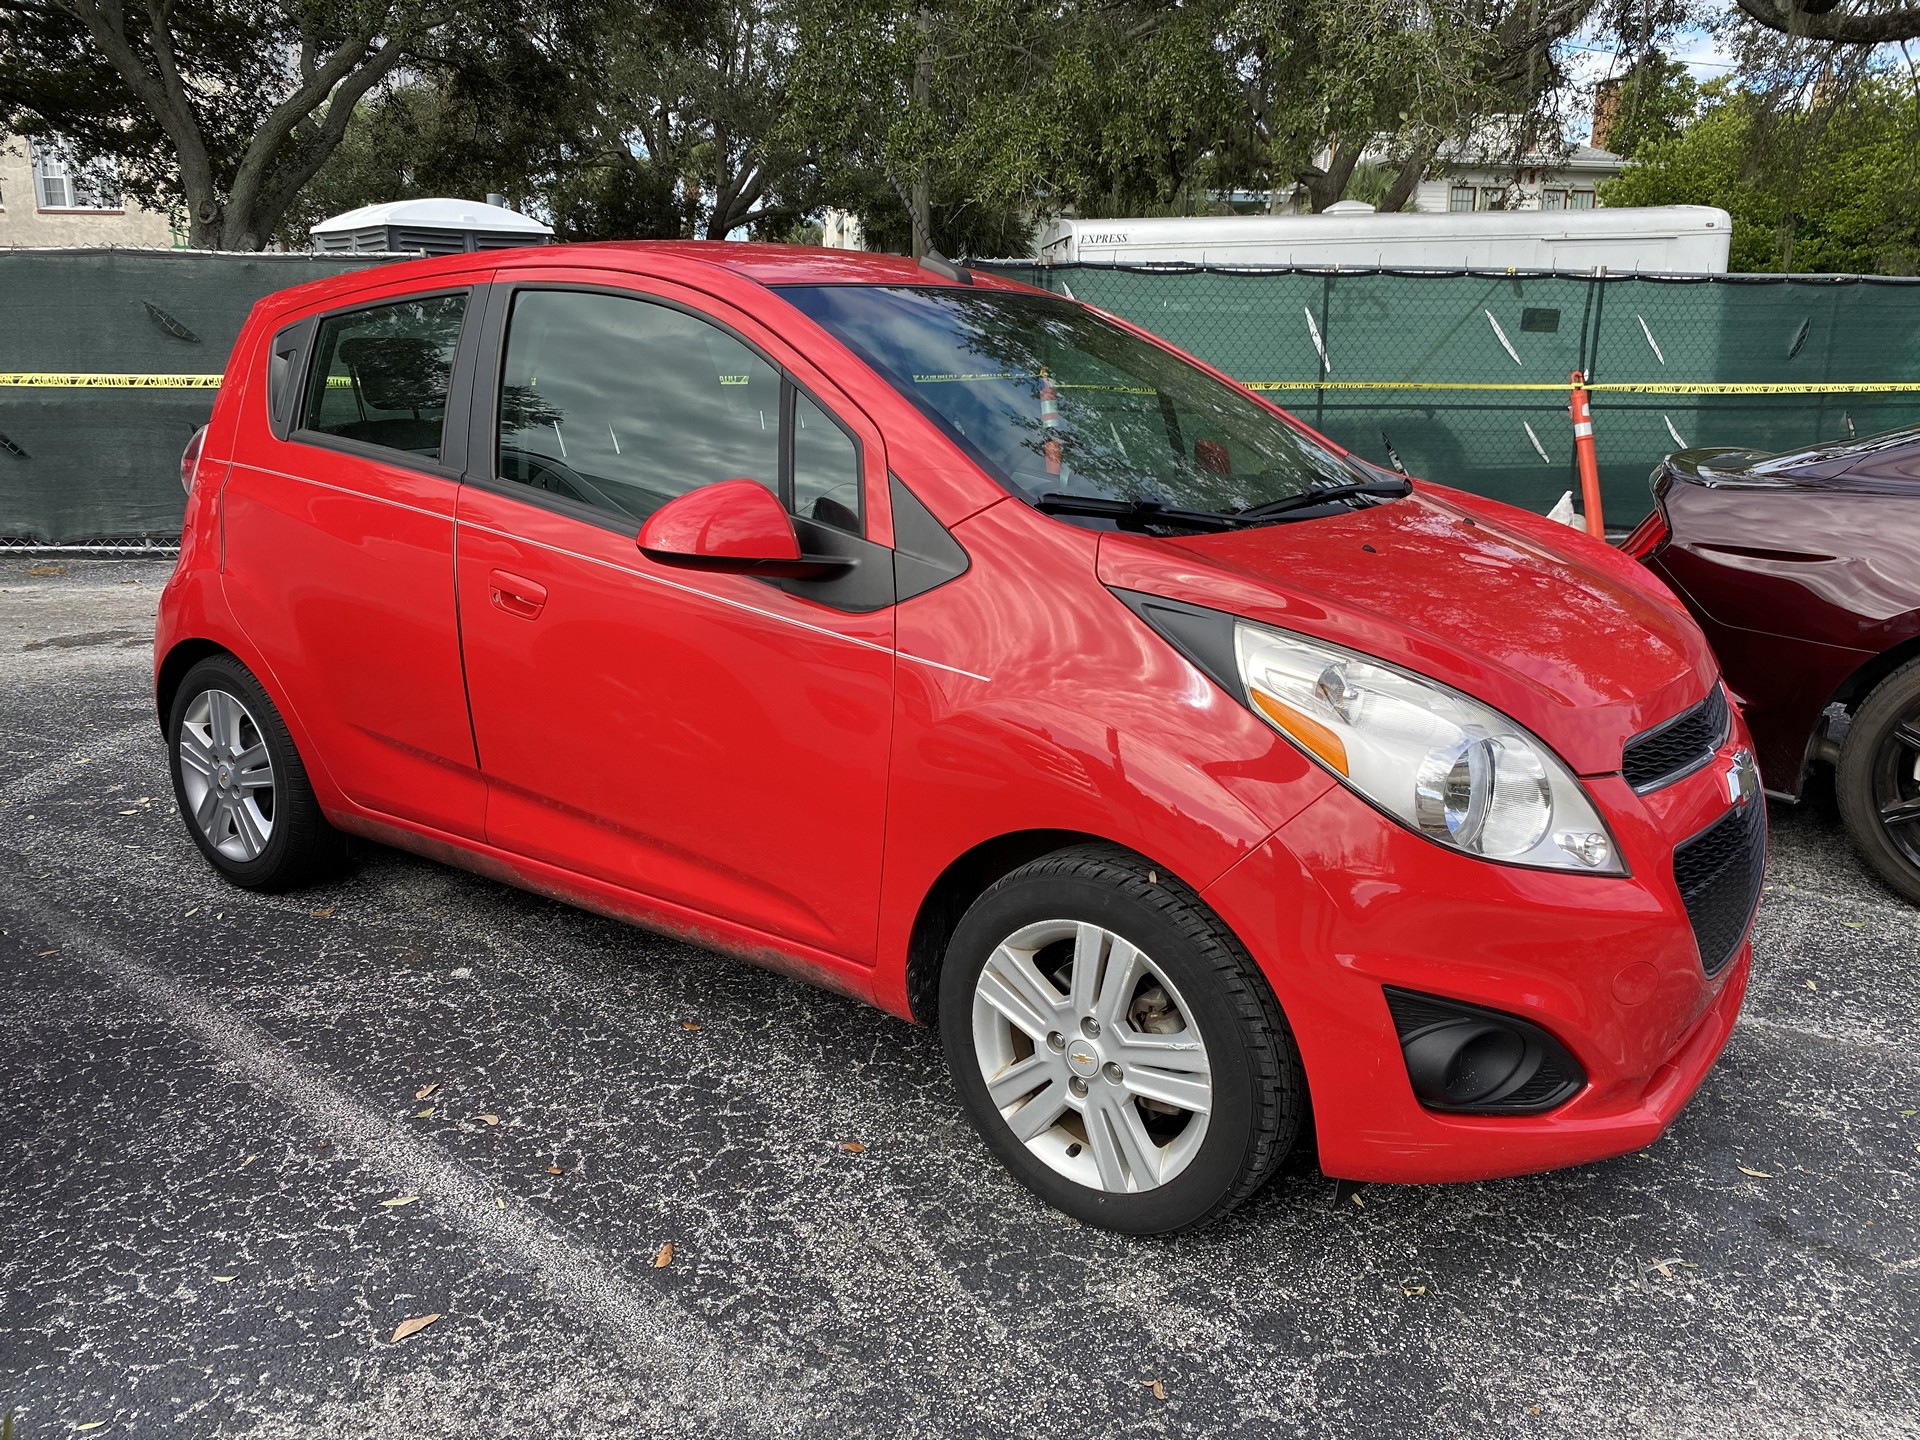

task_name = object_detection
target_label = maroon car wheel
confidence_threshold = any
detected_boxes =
[1836,657,1920,906]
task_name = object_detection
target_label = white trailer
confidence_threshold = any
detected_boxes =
[1033,205,1732,274]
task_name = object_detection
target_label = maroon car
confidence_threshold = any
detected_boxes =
[1627,424,1920,904]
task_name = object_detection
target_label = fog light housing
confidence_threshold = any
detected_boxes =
[1384,988,1586,1114]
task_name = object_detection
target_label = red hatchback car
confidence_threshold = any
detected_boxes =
[157,244,1759,1233]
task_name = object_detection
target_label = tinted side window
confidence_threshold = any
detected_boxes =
[791,389,862,534]
[496,290,782,521]
[300,294,467,460]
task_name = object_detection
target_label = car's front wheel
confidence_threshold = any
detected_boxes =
[1836,656,1920,906]
[166,654,347,891]
[939,844,1305,1234]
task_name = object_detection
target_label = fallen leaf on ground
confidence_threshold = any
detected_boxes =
[1738,1165,1772,1178]
[1350,1192,1365,1207]
[1647,1257,1696,1278]
[476,1113,500,1126]
[183,907,199,918]
[212,1275,236,1283]
[389,1313,440,1344]
[310,907,335,918]
[548,1164,565,1175]
[1144,1379,1166,1401]
[414,1083,438,1100]
[1400,1283,1426,1296]
[236,1154,259,1170]
[118,808,140,816]
[379,1195,420,1209]
[839,1140,866,1154]
[654,1242,674,1268]
[681,1020,701,1031]
[73,1424,105,1433]
[1806,980,1818,991]
[414,1107,435,1119]
[37,949,58,957]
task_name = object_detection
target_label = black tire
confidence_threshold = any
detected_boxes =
[1835,657,1920,906]
[938,843,1305,1234]
[166,654,348,892]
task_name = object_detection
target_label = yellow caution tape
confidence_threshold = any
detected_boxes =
[3,372,1916,397]
[0,372,224,388]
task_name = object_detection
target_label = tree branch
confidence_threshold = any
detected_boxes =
[1733,0,1920,43]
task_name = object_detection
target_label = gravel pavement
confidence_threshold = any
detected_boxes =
[2,556,1916,1439]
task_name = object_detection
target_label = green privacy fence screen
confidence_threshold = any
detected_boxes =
[980,263,1920,525]
[5,250,1920,542]
[0,249,399,545]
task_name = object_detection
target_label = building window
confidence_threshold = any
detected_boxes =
[30,141,123,211]
[1448,185,1475,213]
[1542,189,1567,211]
[1568,191,1595,210]
[1476,187,1507,212]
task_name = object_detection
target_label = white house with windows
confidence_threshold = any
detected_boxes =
[1415,142,1624,215]
[0,136,176,247]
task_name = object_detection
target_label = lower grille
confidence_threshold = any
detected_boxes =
[1672,796,1766,976]
[1383,988,1585,1114]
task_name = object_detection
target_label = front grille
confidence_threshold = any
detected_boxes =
[1623,685,1730,792]
[1672,796,1766,976]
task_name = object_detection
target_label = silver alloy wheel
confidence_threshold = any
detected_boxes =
[177,688,276,862]
[971,918,1213,1194]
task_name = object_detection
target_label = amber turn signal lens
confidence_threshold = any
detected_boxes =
[1249,689,1350,775]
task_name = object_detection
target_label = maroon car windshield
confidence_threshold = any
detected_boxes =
[780,284,1355,513]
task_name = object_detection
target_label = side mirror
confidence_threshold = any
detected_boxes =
[637,478,849,578]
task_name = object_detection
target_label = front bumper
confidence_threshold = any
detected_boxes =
[1202,722,1758,1184]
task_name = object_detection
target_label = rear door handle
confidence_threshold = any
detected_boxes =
[488,569,548,619]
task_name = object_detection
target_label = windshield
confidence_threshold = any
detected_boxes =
[779,285,1357,516]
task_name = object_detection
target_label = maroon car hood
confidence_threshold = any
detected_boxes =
[1097,489,1719,776]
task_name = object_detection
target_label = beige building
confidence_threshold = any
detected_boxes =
[0,136,177,248]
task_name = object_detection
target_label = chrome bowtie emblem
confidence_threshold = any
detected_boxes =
[1726,749,1759,809]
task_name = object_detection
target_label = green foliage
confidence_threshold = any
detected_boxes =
[0,0,568,249]
[1602,78,1920,274]
[1599,51,1700,157]
[783,0,1593,249]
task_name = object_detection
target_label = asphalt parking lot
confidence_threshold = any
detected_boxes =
[1,555,1916,1440]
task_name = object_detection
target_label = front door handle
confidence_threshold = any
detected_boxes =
[488,569,548,620]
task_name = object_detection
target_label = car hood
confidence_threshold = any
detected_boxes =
[1665,436,1920,493]
[1096,488,1718,776]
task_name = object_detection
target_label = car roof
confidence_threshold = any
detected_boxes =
[270,241,1044,315]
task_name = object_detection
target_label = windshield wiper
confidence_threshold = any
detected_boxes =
[1031,493,1248,533]
[1236,475,1412,521]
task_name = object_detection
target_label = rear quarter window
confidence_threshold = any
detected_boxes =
[299,293,469,461]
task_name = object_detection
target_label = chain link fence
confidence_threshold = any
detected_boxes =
[980,263,1920,526]
[6,251,1920,543]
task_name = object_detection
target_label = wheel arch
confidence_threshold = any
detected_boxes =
[156,637,234,731]
[903,829,1099,1025]
[1793,628,1920,791]
[1828,628,1920,715]
[899,829,1259,1028]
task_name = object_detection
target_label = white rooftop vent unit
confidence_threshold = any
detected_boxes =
[310,197,552,256]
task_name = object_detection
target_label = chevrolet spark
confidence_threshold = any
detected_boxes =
[157,244,1760,1234]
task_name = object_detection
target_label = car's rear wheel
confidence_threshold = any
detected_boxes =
[938,844,1305,1234]
[1836,656,1920,906]
[167,654,346,891]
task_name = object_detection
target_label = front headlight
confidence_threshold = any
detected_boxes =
[1234,621,1623,873]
